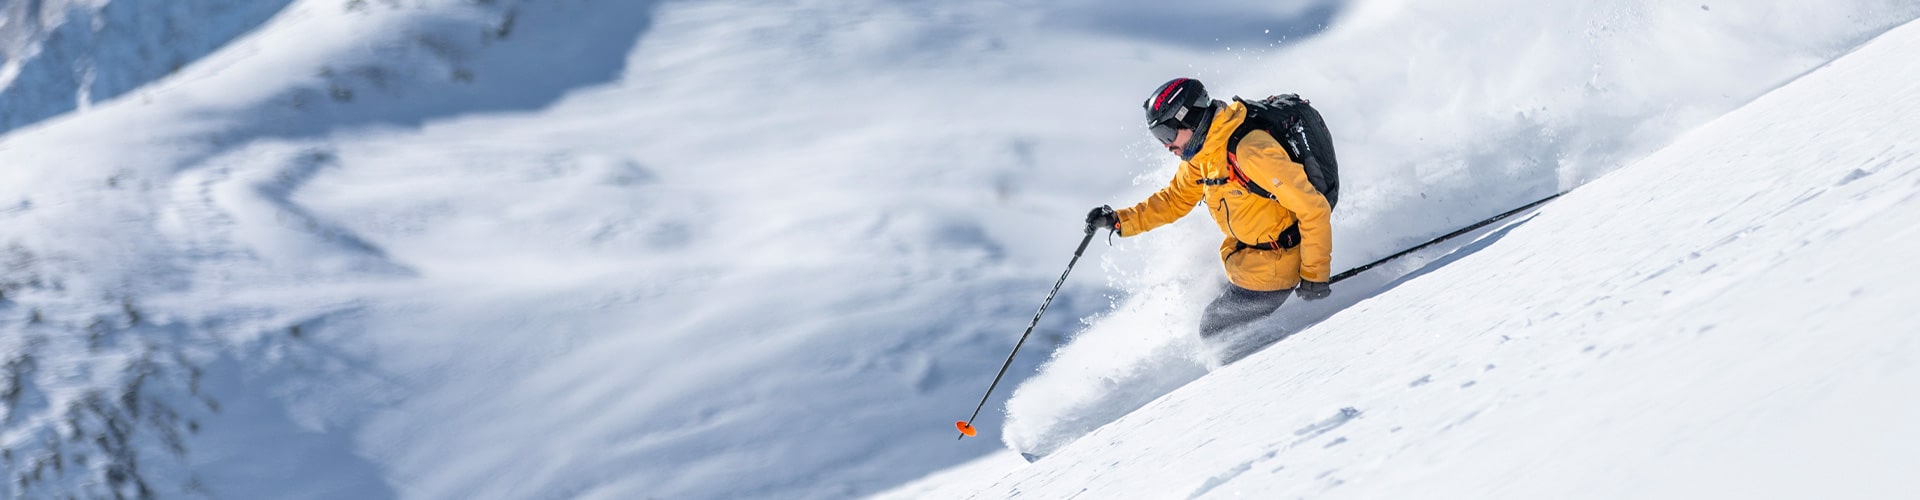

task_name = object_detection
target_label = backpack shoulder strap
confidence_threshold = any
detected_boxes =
[1224,149,1278,202]
[1223,96,1282,201]
[1224,97,1261,156]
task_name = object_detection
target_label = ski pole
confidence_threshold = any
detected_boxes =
[956,224,1099,439]
[1329,192,1564,284]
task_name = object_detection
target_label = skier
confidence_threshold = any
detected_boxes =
[1085,77,1336,352]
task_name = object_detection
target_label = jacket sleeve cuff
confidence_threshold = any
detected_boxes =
[1114,211,1142,237]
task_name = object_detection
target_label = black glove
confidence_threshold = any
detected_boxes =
[1295,280,1331,301]
[1085,205,1118,231]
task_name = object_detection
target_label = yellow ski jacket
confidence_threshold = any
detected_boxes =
[1115,101,1334,291]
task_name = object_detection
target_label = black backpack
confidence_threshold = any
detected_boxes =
[1223,94,1340,209]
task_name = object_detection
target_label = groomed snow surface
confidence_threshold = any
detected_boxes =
[0,1,1916,499]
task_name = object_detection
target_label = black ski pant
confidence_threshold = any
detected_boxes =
[1198,284,1290,343]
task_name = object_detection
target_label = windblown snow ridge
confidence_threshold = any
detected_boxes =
[0,0,294,134]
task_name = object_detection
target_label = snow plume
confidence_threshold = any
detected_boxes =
[999,219,1216,458]
[999,0,1920,461]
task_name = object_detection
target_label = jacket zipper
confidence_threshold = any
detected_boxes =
[1222,197,1244,244]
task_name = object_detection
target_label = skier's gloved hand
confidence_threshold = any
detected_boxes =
[1295,280,1331,301]
[1085,205,1119,232]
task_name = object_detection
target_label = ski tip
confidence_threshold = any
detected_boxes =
[955,420,978,437]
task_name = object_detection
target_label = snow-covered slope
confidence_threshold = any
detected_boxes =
[0,0,294,134]
[880,18,1920,499]
[0,0,1915,499]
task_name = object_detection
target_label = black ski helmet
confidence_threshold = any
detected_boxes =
[1144,78,1210,144]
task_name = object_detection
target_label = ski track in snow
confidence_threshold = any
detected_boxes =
[160,144,408,282]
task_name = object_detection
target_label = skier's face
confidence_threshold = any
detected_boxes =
[1163,128,1194,155]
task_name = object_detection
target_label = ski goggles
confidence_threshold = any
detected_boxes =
[1149,119,1182,146]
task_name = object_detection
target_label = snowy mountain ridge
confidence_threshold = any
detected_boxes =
[0,0,294,134]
